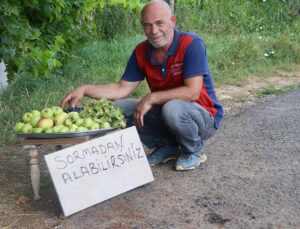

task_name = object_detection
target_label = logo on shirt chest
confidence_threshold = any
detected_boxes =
[169,62,183,76]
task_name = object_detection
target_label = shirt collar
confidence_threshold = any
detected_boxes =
[145,28,180,60]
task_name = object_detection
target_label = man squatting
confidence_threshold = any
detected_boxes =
[61,0,224,171]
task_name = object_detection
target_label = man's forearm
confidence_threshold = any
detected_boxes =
[148,85,201,105]
[82,83,125,100]
[147,76,203,105]
[82,81,138,101]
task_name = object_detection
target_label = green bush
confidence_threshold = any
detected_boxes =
[0,0,144,82]
[0,0,99,82]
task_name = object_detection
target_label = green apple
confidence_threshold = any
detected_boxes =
[69,124,78,132]
[68,112,80,122]
[54,112,69,125]
[37,118,54,129]
[41,108,53,118]
[52,124,65,133]
[60,126,69,132]
[22,123,33,133]
[83,118,94,129]
[64,119,73,127]
[23,112,33,123]
[76,126,89,132]
[44,128,53,133]
[30,116,41,127]
[51,106,63,116]
[32,127,43,133]
[75,118,84,127]
[89,122,99,130]
[14,122,24,132]
[31,110,41,117]
[100,121,111,129]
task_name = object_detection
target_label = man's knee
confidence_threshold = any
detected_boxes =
[162,100,185,124]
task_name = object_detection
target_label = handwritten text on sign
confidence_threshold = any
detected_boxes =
[45,126,154,216]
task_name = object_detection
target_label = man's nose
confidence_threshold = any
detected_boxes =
[151,24,158,35]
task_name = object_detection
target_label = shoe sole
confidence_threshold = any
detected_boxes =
[175,155,207,171]
[150,155,179,167]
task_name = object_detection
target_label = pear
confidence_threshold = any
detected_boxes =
[37,118,54,129]
[54,112,69,125]
[41,108,53,118]
[22,123,33,133]
[14,122,25,132]
[30,116,41,127]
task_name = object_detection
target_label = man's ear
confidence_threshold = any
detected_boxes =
[171,15,176,27]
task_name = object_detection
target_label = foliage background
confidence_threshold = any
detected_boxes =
[0,0,143,82]
[0,0,96,82]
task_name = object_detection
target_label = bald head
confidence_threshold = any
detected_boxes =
[141,0,173,20]
[140,0,176,49]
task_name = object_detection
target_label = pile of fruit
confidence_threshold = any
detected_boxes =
[14,98,126,134]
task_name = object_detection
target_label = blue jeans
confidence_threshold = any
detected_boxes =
[114,99,216,153]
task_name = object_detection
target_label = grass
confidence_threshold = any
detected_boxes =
[235,97,249,103]
[0,1,299,145]
[206,32,300,86]
[40,177,53,189]
[63,34,151,98]
[256,84,300,98]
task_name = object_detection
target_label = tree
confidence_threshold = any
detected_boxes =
[0,0,143,83]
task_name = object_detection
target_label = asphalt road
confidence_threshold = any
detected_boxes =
[19,88,300,228]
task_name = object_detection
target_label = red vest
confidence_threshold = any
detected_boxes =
[135,38,217,117]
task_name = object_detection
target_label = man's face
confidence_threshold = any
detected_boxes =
[141,3,176,49]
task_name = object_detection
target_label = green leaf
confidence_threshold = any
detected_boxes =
[55,35,65,44]
[42,4,52,17]
[10,5,19,16]
[109,0,126,6]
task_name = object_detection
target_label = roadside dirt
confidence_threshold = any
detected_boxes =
[215,69,300,115]
[0,70,299,229]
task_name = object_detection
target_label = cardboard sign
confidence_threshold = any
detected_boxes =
[44,126,154,216]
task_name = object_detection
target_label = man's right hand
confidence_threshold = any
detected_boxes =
[60,80,140,109]
[60,86,85,109]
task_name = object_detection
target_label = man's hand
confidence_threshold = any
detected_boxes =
[132,76,203,127]
[134,94,153,127]
[60,86,85,109]
[60,80,141,109]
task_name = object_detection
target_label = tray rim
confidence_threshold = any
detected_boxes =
[13,126,120,139]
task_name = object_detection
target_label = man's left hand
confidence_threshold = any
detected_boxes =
[134,95,153,127]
